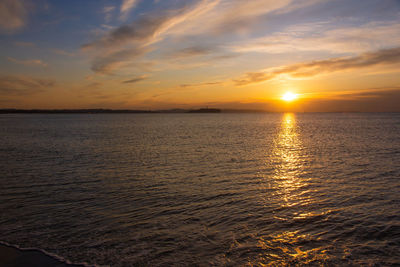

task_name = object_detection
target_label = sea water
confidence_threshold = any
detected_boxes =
[1,113,399,265]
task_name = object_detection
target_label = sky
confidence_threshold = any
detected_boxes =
[0,0,400,111]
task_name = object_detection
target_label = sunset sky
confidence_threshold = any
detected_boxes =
[1,0,400,111]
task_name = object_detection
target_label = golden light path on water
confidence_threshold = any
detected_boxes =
[256,113,329,265]
[273,113,306,206]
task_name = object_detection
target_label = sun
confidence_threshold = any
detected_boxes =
[281,92,298,102]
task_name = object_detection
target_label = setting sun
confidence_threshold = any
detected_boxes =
[281,92,298,102]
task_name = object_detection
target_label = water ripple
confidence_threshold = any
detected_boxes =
[1,113,400,265]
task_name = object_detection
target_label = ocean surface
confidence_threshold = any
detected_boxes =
[0,113,400,266]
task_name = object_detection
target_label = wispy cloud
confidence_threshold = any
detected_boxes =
[7,57,48,67]
[167,0,291,36]
[234,46,400,85]
[83,0,217,74]
[83,15,170,49]
[120,0,140,20]
[0,75,55,95]
[171,46,215,58]
[122,75,148,84]
[90,46,151,74]
[102,6,116,22]
[85,1,215,50]
[228,21,400,54]
[0,0,30,32]
[52,49,75,57]
[82,0,324,75]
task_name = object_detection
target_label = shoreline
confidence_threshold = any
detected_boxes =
[0,241,90,267]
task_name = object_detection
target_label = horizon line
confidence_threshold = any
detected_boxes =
[1,108,398,114]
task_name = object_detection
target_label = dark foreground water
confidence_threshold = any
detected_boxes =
[1,113,400,266]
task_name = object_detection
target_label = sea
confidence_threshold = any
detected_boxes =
[0,113,399,266]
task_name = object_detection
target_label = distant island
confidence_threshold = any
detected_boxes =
[188,108,221,113]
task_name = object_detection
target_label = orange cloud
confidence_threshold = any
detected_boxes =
[234,46,400,86]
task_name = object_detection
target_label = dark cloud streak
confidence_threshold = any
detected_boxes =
[180,81,222,88]
[122,75,148,84]
[171,46,215,58]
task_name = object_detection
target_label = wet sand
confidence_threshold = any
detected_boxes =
[0,244,85,267]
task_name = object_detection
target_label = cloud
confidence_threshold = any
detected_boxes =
[234,72,273,86]
[234,46,400,85]
[83,0,324,75]
[172,46,215,58]
[83,0,217,74]
[332,87,400,100]
[298,88,400,112]
[122,75,148,84]
[86,0,397,76]
[83,15,171,49]
[228,21,400,54]
[102,6,116,22]
[0,75,55,95]
[213,0,292,34]
[84,1,215,50]
[120,0,140,20]
[82,14,171,73]
[167,0,292,37]
[0,0,30,32]
[90,46,151,74]
[52,49,75,57]
[180,81,222,88]
[7,57,48,67]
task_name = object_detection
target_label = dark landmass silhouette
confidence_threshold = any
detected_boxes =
[188,108,221,113]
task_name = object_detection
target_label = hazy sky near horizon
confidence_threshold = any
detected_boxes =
[1,0,400,111]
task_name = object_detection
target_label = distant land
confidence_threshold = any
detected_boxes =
[0,108,270,114]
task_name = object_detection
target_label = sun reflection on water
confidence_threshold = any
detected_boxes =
[254,113,330,264]
[272,113,307,206]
